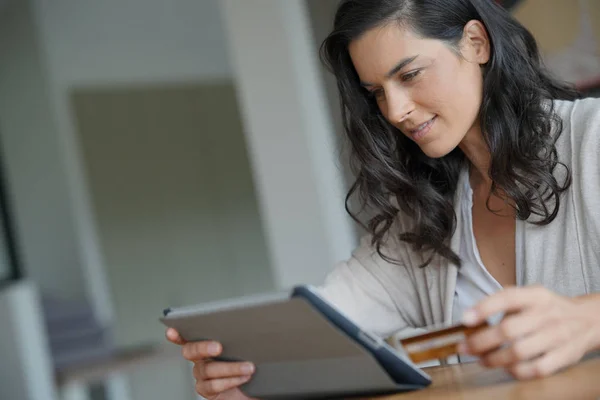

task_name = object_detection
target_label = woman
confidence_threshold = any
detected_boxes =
[167,0,600,398]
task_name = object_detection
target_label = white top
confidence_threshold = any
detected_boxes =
[451,173,504,326]
[452,173,515,363]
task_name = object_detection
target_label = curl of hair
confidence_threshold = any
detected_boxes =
[320,0,579,267]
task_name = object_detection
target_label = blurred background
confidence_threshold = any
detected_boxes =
[0,1,598,400]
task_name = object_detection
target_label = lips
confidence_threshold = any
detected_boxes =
[409,117,435,135]
[407,116,436,141]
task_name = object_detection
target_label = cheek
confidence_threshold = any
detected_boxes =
[427,63,483,130]
[457,76,484,134]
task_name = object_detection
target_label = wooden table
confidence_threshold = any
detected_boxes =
[370,354,600,399]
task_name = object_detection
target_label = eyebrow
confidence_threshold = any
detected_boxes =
[360,55,419,87]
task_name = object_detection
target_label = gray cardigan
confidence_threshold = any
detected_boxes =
[319,97,600,340]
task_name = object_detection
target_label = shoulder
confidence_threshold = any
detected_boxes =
[553,97,600,121]
[552,98,600,164]
[325,233,415,293]
[317,230,428,335]
[553,97,600,144]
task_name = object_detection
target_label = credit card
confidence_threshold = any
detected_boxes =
[393,322,489,364]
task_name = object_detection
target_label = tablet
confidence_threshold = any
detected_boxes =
[160,284,431,399]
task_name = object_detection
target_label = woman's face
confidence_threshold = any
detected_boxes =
[348,21,490,158]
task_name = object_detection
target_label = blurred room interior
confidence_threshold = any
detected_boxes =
[0,1,598,399]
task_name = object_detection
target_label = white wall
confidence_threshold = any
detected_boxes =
[31,0,231,86]
[306,0,367,238]
[27,0,233,321]
[0,0,87,298]
[72,84,274,347]
[72,83,273,400]
[1,1,356,399]
[219,0,357,289]
[0,281,58,400]
[2,1,239,400]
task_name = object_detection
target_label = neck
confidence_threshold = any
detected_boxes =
[458,126,491,189]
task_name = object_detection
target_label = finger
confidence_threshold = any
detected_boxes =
[199,361,255,380]
[508,341,581,380]
[192,360,207,380]
[182,341,222,361]
[480,326,564,368]
[166,328,187,345]
[463,285,549,326]
[465,310,546,355]
[197,376,252,398]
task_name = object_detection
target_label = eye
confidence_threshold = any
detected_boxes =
[401,69,422,82]
[372,88,385,99]
[366,88,385,101]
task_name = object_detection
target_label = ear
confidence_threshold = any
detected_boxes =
[461,20,491,65]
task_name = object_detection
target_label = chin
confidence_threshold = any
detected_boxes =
[419,142,456,159]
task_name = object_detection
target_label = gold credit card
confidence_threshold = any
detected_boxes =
[397,322,489,364]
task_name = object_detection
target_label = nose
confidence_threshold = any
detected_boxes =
[386,89,414,125]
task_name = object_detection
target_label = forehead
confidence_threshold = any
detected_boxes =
[348,23,443,82]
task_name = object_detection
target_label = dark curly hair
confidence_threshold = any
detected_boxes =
[320,0,579,267]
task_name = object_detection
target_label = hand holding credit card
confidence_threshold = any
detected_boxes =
[387,321,489,364]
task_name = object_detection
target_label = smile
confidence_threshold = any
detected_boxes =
[409,116,437,141]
